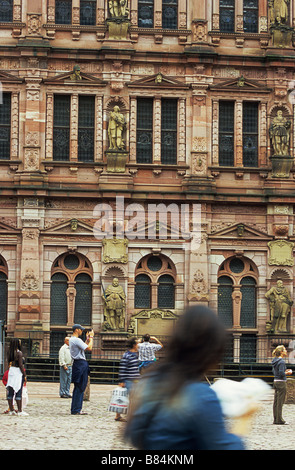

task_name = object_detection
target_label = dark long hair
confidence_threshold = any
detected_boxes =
[7,338,22,364]
[146,306,227,399]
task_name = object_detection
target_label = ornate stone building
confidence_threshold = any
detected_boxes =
[1,0,295,361]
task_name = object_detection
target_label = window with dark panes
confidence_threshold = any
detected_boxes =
[74,273,92,325]
[135,274,151,309]
[243,102,258,167]
[55,0,72,24]
[218,276,233,328]
[161,98,177,164]
[240,277,256,328]
[219,0,235,32]
[80,0,96,25]
[0,0,13,22]
[138,0,154,27]
[78,96,95,162]
[243,0,258,33]
[162,0,178,29]
[136,98,153,163]
[53,95,70,161]
[50,273,68,325]
[158,274,174,309]
[0,271,7,324]
[0,93,11,160]
[219,101,234,166]
[240,334,257,363]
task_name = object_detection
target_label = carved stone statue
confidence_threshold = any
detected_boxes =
[102,277,126,330]
[269,110,291,156]
[109,0,129,18]
[265,280,293,333]
[70,65,82,81]
[108,106,126,151]
[269,0,289,25]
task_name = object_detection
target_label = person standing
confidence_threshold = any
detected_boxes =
[115,337,140,422]
[137,334,163,372]
[272,345,292,425]
[59,336,73,398]
[69,324,94,415]
[6,338,28,416]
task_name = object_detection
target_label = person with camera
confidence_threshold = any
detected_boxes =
[69,324,94,415]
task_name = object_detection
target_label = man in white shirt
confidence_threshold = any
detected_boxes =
[138,334,163,373]
[59,336,73,398]
[69,324,94,415]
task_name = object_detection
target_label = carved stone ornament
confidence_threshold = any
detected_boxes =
[21,268,39,291]
[102,238,128,263]
[268,240,294,266]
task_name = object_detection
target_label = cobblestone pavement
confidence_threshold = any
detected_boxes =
[1,381,294,451]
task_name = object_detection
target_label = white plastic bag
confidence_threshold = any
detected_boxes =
[108,386,129,414]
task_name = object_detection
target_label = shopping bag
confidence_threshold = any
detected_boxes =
[108,386,129,414]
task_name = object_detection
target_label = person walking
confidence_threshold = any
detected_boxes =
[115,337,140,422]
[125,306,245,450]
[59,336,73,398]
[272,345,292,425]
[6,338,28,416]
[137,334,163,372]
[69,324,94,415]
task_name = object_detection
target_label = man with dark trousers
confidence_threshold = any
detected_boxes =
[69,324,94,415]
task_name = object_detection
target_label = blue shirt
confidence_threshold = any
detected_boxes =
[69,336,88,361]
[125,379,245,450]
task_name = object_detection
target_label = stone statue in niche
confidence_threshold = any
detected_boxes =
[108,0,129,18]
[269,110,291,156]
[269,0,289,26]
[102,277,126,330]
[108,106,126,151]
[265,280,293,333]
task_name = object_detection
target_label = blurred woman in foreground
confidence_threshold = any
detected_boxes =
[125,306,245,450]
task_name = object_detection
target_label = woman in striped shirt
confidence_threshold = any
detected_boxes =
[115,337,140,421]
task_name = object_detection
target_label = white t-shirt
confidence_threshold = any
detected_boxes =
[69,336,88,361]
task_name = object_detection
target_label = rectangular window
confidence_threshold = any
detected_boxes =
[243,102,258,167]
[219,101,234,166]
[136,98,153,163]
[78,95,95,162]
[0,93,11,160]
[53,95,70,161]
[0,0,13,22]
[80,0,96,26]
[243,0,258,33]
[219,0,235,33]
[161,99,177,164]
[55,0,72,24]
[138,0,154,28]
[162,0,178,29]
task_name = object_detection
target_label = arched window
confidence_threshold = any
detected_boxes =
[218,276,233,328]
[135,274,151,309]
[74,273,92,325]
[134,254,176,310]
[240,276,256,328]
[50,273,68,325]
[0,271,7,323]
[50,252,93,327]
[158,274,174,309]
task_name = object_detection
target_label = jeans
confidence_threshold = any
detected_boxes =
[71,360,89,414]
[59,366,72,397]
[273,381,287,424]
[7,375,24,401]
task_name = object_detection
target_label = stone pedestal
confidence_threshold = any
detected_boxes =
[271,26,293,48]
[106,151,128,173]
[270,155,293,178]
[285,378,295,404]
[106,18,130,40]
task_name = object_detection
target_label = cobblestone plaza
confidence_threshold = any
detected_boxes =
[1,381,294,451]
